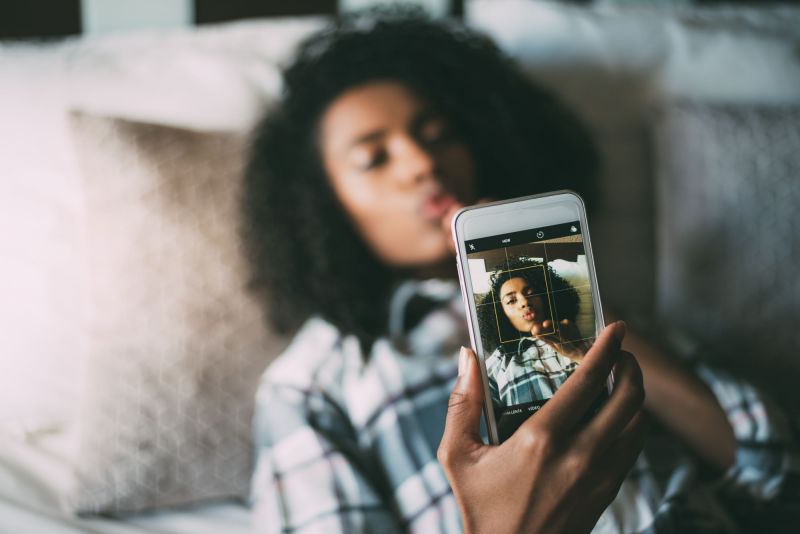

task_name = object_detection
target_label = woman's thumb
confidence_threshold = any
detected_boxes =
[438,347,484,468]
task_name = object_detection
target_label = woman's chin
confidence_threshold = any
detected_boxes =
[378,233,451,268]
[399,249,457,278]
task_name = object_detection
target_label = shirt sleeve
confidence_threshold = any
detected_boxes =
[694,363,800,502]
[250,379,403,534]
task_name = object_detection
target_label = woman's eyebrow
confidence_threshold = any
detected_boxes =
[346,107,439,151]
[348,129,386,149]
[410,108,440,130]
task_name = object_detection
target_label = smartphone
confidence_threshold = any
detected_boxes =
[452,190,610,444]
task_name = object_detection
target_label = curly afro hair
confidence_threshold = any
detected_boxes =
[241,7,598,352]
[477,258,580,356]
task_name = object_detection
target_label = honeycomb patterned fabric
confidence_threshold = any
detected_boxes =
[68,112,287,514]
[654,102,800,410]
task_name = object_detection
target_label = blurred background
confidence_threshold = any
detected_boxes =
[1,0,798,532]
[4,0,800,39]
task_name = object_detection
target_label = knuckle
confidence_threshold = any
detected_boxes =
[564,449,592,475]
[437,443,454,468]
[517,427,556,459]
[447,391,470,416]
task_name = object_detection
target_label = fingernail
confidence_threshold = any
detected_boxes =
[458,346,469,376]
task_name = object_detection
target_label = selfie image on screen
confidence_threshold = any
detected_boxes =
[466,222,598,441]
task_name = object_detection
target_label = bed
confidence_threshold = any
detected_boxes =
[1,2,797,531]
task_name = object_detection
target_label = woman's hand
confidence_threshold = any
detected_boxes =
[438,321,645,534]
[532,318,591,363]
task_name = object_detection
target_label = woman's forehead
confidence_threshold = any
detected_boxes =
[501,277,529,292]
[319,81,430,152]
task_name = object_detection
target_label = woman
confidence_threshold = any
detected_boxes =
[242,9,796,533]
[479,259,588,413]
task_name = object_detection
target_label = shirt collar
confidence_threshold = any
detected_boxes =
[387,279,466,357]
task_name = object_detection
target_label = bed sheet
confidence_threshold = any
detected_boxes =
[0,430,254,534]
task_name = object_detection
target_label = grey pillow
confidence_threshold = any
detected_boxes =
[68,112,287,514]
[654,101,800,407]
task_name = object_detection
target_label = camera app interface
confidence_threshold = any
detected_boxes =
[465,221,598,441]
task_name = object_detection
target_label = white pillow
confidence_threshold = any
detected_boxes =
[66,17,326,130]
[0,17,324,438]
[0,42,86,438]
[467,0,800,104]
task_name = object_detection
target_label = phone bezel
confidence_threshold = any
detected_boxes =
[451,190,608,444]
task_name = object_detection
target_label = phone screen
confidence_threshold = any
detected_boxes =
[464,220,602,442]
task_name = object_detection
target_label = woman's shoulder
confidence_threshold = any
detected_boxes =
[484,346,504,368]
[260,317,357,391]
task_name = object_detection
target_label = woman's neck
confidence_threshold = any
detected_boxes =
[394,257,458,282]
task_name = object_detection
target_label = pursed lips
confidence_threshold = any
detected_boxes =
[420,190,458,221]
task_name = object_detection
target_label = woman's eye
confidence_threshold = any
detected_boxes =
[356,150,388,171]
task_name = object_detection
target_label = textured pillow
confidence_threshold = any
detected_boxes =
[653,102,800,408]
[68,112,287,514]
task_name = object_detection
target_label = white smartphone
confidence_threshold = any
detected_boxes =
[452,190,610,444]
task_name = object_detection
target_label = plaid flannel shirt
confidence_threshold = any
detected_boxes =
[485,338,578,409]
[250,280,799,533]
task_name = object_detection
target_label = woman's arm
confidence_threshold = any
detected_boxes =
[623,327,736,471]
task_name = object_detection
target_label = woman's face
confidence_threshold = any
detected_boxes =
[319,81,477,267]
[499,277,548,333]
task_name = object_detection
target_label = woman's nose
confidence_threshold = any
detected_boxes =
[391,136,435,187]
